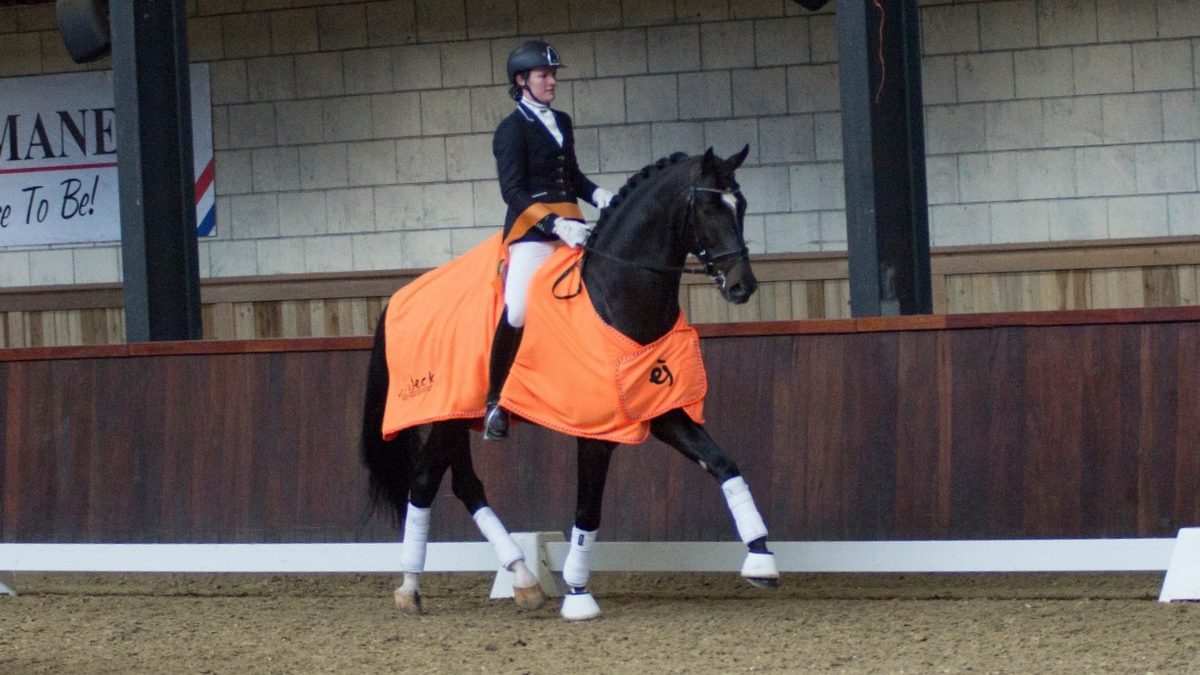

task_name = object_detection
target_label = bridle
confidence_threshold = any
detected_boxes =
[683,184,751,290]
[577,182,750,289]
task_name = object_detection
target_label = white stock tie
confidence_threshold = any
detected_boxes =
[523,101,563,146]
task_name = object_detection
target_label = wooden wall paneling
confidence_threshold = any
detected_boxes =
[257,353,300,539]
[754,281,792,321]
[761,335,809,541]
[209,353,268,540]
[1090,268,1145,309]
[943,274,973,314]
[304,300,327,337]
[1021,326,1086,537]
[945,327,1026,538]
[930,273,948,314]
[253,302,284,338]
[232,302,257,339]
[1134,325,1181,536]
[796,334,850,538]
[891,330,947,539]
[803,280,825,319]
[1054,269,1091,311]
[1173,328,1200,527]
[286,350,373,540]
[1181,265,1199,306]
[205,302,233,340]
[366,297,387,333]
[1076,325,1137,537]
[86,359,136,540]
[829,333,901,539]
[24,311,43,347]
[6,361,52,538]
[687,285,721,324]
[289,299,315,337]
[822,280,850,319]
[54,357,98,538]
[1143,266,1182,307]
[6,313,1200,543]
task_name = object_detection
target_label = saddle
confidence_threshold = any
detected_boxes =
[380,233,706,444]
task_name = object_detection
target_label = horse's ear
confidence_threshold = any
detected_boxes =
[701,146,718,174]
[727,144,750,171]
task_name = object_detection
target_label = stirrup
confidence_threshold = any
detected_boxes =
[482,405,509,440]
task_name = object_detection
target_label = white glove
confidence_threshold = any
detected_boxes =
[592,187,614,209]
[552,217,591,248]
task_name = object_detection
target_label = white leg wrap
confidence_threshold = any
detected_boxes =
[399,572,420,594]
[473,506,525,570]
[562,527,597,589]
[722,476,768,544]
[400,504,431,574]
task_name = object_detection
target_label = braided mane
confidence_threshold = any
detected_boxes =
[590,152,691,237]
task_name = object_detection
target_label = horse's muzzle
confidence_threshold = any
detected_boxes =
[720,265,757,304]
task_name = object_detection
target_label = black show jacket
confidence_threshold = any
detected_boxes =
[493,103,599,243]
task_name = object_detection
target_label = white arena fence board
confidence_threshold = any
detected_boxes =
[0,537,1179,596]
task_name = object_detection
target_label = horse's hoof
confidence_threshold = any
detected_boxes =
[394,587,423,615]
[741,551,780,589]
[561,590,601,621]
[513,582,549,611]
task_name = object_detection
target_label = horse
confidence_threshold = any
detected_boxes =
[361,145,778,620]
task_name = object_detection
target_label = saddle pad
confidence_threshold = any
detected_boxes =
[381,233,705,444]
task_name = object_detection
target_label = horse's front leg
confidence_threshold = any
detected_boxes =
[560,438,615,621]
[650,409,779,588]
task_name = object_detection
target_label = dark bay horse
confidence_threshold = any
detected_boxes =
[362,146,778,620]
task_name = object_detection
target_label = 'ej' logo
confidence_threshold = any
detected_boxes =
[649,359,674,386]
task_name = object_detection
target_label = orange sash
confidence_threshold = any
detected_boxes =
[381,233,705,444]
[505,202,585,245]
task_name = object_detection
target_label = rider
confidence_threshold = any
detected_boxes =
[484,40,614,440]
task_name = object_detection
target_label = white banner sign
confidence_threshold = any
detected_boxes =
[0,64,214,248]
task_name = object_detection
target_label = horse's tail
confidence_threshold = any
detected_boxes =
[361,310,416,525]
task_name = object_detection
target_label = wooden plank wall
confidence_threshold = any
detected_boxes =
[4,310,1199,544]
[2,237,1199,348]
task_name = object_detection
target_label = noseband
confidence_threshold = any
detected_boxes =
[577,182,750,289]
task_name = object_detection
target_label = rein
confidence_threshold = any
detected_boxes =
[559,184,748,295]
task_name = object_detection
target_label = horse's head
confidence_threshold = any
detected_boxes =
[687,145,757,304]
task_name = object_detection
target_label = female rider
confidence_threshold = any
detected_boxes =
[484,40,613,440]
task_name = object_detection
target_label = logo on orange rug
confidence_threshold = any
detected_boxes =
[649,359,674,386]
[399,371,436,399]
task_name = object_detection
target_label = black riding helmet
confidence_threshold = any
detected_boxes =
[506,40,563,101]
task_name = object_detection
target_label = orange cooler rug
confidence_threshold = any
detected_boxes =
[381,233,706,444]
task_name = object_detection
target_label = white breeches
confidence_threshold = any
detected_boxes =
[504,240,559,327]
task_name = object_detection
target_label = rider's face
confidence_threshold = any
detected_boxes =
[518,67,557,104]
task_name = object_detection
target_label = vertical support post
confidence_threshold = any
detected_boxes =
[110,0,202,341]
[837,0,932,316]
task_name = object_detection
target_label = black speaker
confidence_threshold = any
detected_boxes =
[56,0,111,63]
[793,0,832,11]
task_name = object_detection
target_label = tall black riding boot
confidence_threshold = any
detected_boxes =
[483,309,523,440]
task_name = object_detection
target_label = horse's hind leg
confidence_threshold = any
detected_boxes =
[560,438,615,621]
[650,409,779,588]
[443,421,548,611]
[392,424,454,615]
